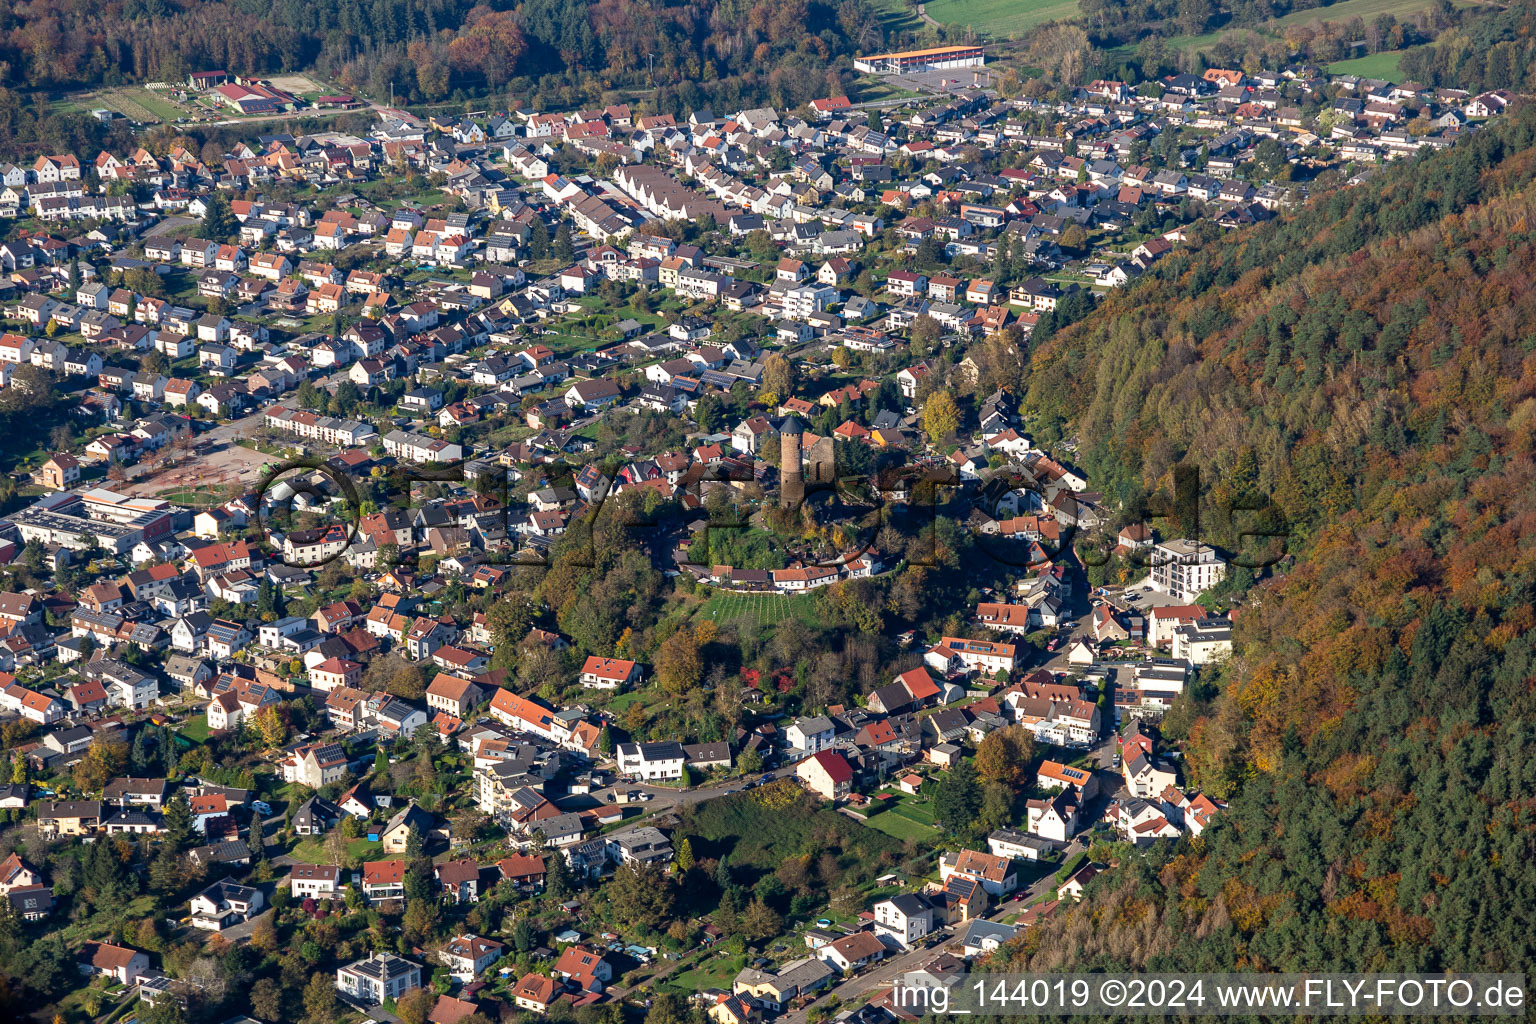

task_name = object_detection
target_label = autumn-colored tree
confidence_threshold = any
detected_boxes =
[763,353,795,403]
[250,977,282,1021]
[73,739,128,792]
[255,704,288,749]
[974,725,1036,789]
[250,912,277,953]
[485,594,535,650]
[402,896,439,944]
[655,625,703,695]
[739,898,782,942]
[445,9,527,88]
[302,971,338,1024]
[923,390,960,444]
[911,314,942,355]
[395,986,436,1024]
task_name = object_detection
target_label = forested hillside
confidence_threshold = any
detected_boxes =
[0,0,881,110]
[993,106,1536,978]
[1400,0,1536,93]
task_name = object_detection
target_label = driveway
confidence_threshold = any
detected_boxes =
[218,904,273,943]
[587,770,779,834]
[142,214,194,237]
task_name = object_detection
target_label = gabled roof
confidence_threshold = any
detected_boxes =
[554,944,611,987]
[81,941,141,971]
[434,857,481,885]
[897,667,940,700]
[805,749,853,783]
[362,859,406,885]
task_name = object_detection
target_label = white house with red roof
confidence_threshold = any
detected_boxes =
[579,656,640,690]
[796,750,853,802]
[308,656,361,692]
[554,944,614,992]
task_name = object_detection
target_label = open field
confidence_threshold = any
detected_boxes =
[114,87,185,122]
[124,443,281,500]
[866,0,929,36]
[695,589,826,632]
[75,86,189,124]
[681,784,901,882]
[154,485,229,507]
[861,787,942,840]
[1166,0,1476,56]
[863,806,940,840]
[922,0,1081,35]
[1272,0,1471,29]
[849,76,927,103]
[1328,49,1408,79]
[265,74,326,96]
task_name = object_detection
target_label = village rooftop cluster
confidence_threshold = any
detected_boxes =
[0,44,1503,1024]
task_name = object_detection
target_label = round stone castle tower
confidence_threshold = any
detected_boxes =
[779,415,804,508]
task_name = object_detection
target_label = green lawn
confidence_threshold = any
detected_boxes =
[864,809,939,841]
[1328,50,1407,79]
[681,784,901,881]
[864,0,928,36]
[154,485,226,507]
[571,295,669,332]
[873,788,937,822]
[696,589,827,632]
[605,690,646,715]
[267,780,303,812]
[288,835,383,865]
[57,895,158,946]
[536,331,602,357]
[849,76,926,104]
[178,714,212,743]
[659,953,747,996]
[862,789,942,841]
[922,0,1081,35]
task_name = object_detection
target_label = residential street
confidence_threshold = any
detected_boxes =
[779,848,1083,1024]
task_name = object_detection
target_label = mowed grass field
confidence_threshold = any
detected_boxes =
[696,588,826,632]
[923,0,1082,35]
[1272,0,1473,29]
[866,0,928,35]
[1328,50,1408,78]
[864,810,938,840]
[863,791,942,840]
